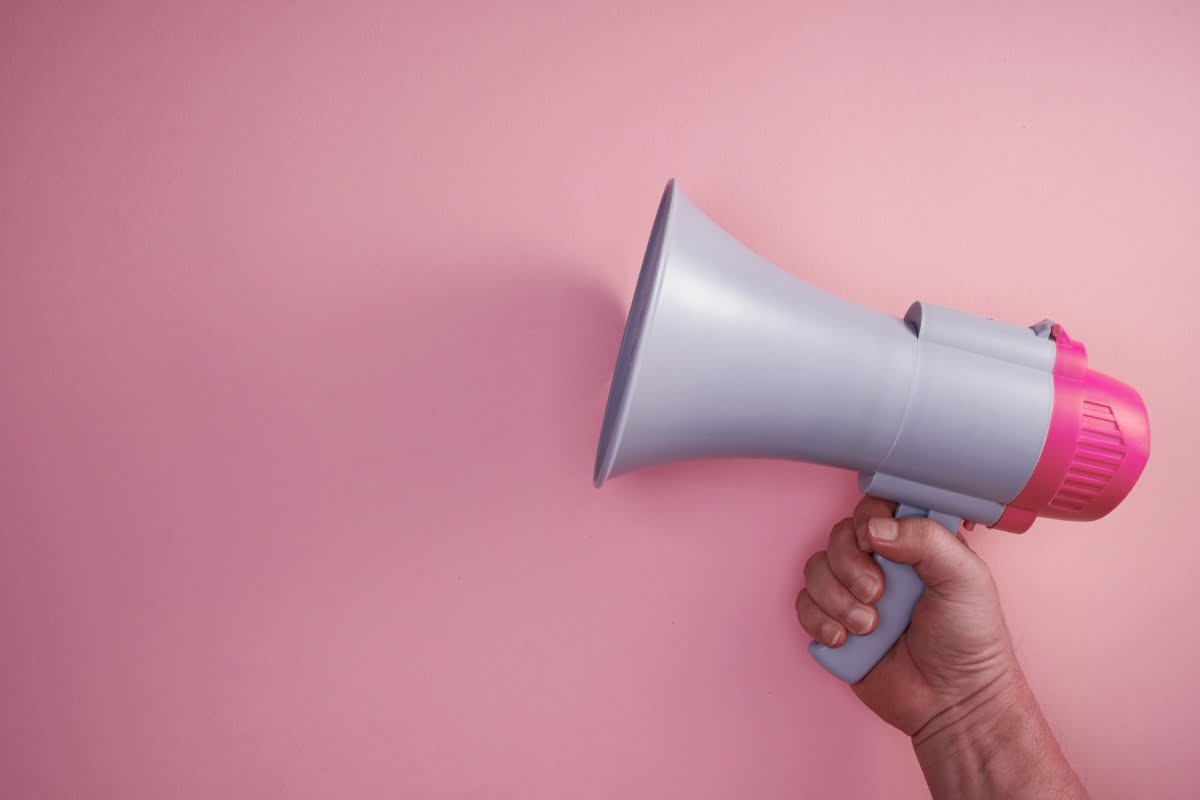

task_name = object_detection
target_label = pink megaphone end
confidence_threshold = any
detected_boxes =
[993,325,1151,532]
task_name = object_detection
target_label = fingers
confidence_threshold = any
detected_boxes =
[863,515,986,592]
[827,518,884,603]
[798,496,985,650]
[795,589,845,647]
[801,550,877,638]
[852,496,897,550]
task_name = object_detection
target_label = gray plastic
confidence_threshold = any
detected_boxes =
[594,181,1056,508]
[593,180,1060,683]
[1029,319,1057,339]
[906,303,1055,371]
[858,472,1004,526]
[876,303,1055,505]
[808,505,962,683]
[595,180,918,485]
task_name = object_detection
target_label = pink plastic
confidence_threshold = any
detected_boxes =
[993,326,1151,533]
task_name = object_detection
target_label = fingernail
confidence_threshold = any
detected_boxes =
[847,607,873,635]
[821,621,843,646]
[851,576,878,602]
[868,518,898,541]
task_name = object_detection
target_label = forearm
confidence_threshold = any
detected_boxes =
[912,672,1087,799]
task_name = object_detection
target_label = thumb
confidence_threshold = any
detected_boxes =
[866,516,987,593]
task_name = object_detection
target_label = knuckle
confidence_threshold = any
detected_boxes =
[906,517,941,542]
[794,594,823,632]
[794,589,808,613]
[857,494,894,516]
[827,537,862,578]
[830,518,855,547]
[810,578,853,614]
[803,551,827,580]
[970,551,993,579]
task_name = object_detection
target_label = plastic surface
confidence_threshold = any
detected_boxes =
[594,181,1056,520]
[906,302,1055,371]
[594,180,919,485]
[858,472,1004,526]
[886,302,1055,505]
[994,325,1151,531]
[808,505,962,683]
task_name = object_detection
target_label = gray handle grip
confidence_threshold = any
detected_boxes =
[807,504,961,683]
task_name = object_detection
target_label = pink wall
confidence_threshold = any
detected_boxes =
[3,1,1198,797]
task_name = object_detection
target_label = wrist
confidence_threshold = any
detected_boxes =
[912,664,1029,749]
[912,669,1086,799]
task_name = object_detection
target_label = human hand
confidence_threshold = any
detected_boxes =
[794,495,1022,738]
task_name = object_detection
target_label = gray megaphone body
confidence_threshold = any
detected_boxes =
[594,180,1150,684]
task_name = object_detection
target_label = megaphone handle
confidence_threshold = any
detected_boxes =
[807,504,962,683]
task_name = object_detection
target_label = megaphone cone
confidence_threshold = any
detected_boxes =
[595,179,917,488]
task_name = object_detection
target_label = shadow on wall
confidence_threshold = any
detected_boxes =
[398,257,858,510]
[390,253,859,592]
[396,263,628,496]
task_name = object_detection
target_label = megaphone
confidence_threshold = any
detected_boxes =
[594,179,1150,683]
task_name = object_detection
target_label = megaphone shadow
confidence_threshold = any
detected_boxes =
[609,452,864,583]
[403,260,861,575]
[399,267,629,492]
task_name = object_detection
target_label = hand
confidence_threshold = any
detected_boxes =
[795,496,1088,799]
[794,495,1019,737]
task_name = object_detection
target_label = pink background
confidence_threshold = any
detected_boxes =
[3,1,1199,797]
